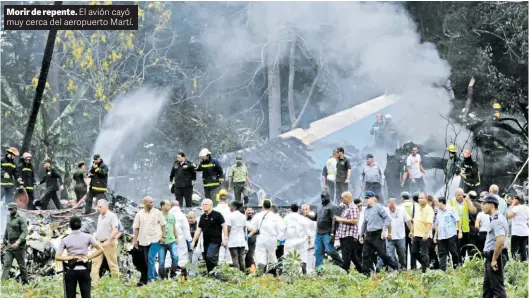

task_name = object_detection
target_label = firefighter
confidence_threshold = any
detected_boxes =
[39,158,64,210]
[86,154,109,214]
[196,148,224,206]
[460,150,480,193]
[492,103,501,120]
[444,145,461,185]
[370,114,385,146]
[1,147,20,206]
[16,152,36,210]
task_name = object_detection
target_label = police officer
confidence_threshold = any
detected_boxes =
[55,216,104,298]
[361,154,385,203]
[482,195,508,298]
[1,202,28,283]
[170,152,197,208]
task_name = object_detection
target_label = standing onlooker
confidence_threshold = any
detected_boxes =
[85,154,109,215]
[159,200,179,279]
[361,154,385,204]
[91,199,120,283]
[214,193,232,265]
[482,195,508,298]
[132,196,167,286]
[448,188,477,263]
[334,191,361,273]
[191,199,228,273]
[301,204,317,273]
[386,198,413,270]
[475,197,491,254]
[306,191,343,269]
[335,147,351,204]
[427,196,440,269]
[169,152,196,208]
[283,203,312,274]
[402,147,427,194]
[411,192,434,273]
[322,150,339,202]
[508,195,529,261]
[55,216,104,298]
[72,161,88,202]
[1,202,28,284]
[39,158,65,210]
[489,185,508,218]
[228,156,252,205]
[360,191,399,275]
[227,201,247,272]
[196,148,224,205]
[354,199,364,270]
[248,200,283,273]
[169,201,192,269]
[434,198,462,271]
[400,192,418,269]
[244,206,257,269]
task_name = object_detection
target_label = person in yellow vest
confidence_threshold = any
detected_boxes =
[400,192,418,269]
[322,150,339,203]
[448,188,477,265]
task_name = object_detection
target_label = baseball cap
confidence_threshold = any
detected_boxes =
[365,191,376,198]
[236,155,243,161]
[366,153,373,159]
[7,202,17,209]
[483,195,499,206]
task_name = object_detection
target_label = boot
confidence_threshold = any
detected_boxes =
[301,262,307,275]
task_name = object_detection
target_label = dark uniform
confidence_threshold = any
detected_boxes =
[1,202,28,283]
[170,159,197,208]
[444,155,461,184]
[196,156,224,206]
[16,160,36,209]
[370,120,385,147]
[73,169,88,202]
[460,156,480,193]
[86,159,108,214]
[1,155,17,205]
[335,156,351,203]
[40,165,63,210]
[482,197,509,298]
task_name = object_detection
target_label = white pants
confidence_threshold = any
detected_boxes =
[218,246,232,265]
[284,239,308,263]
[177,240,189,267]
[255,237,278,266]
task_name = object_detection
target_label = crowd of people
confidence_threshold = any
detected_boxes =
[1,145,528,298]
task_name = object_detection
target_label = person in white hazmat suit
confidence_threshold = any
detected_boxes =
[301,203,317,273]
[248,199,283,273]
[282,203,313,274]
[169,201,192,269]
[214,193,232,265]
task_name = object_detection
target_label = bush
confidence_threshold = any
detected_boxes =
[2,259,528,298]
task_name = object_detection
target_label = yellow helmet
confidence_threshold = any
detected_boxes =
[492,103,501,109]
[216,188,228,201]
[447,144,456,153]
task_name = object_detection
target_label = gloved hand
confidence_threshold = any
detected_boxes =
[244,235,248,241]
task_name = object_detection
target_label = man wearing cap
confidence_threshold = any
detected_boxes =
[1,202,28,283]
[360,191,398,275]
[39,158,65,210]
[482,195,508,298]
[16,152,36,210]
[85,154,109,214]
[196,148,224,206]
[228,155,252,205]
[361,154,385,204]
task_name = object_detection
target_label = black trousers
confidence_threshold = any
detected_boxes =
[511,235,528,262]
[229,247,246,272]
[365,182,383,204]
[138,245,150,284]
[362,230,398,275]
[41,190,62,210]
[26,190,35,210]
[74,186,88,202]
[411,237,429,273]
[476,232,487,255]
[175,186,193,208]
[340,236,362,272]
[203,242,220,273]
[64,269,91,298]
[405,225,417,269]
[483,251,507,298]
[245,235,256,268]
[428,238,439,269]
[85,190,105,214]
[457,232,471,264]
[335,182,349,204]
[438,235,459,271]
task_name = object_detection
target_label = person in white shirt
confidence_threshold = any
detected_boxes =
[282,204,312,274]
[402,147,427,194]
[385,198,413,270]
[169,201,192,268]
[301,204,317,273]
[322,150,339,202]
[475,198,491,254]
[214,194,232,265]
[508,195,529,261]
[226,201,247,272]
[248,199,283,273]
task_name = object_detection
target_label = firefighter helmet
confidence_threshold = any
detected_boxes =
[22,152,32,159]
[376,113,383,120]
[385,114,392,120]
[447,144,456,153]
[7,147,19,156]
[198,148,211,157]
[492,103,501,109]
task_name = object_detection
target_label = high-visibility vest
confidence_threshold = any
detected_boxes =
[449,198,470,233]
[326,158,337,181]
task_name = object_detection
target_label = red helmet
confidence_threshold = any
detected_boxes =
[7,147,19,156]
[376,113,383,120]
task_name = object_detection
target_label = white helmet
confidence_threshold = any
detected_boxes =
[385,114,392,120]
[198,148,211,157]
[22,152,32,159]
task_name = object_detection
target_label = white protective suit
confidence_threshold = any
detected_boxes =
[214,203,232,265]
[169,206,193,267]
[305,218,317,273]
[282,212,313,263]
[251,210,283,266]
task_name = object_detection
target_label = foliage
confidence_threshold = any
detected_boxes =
[2,259,527,298]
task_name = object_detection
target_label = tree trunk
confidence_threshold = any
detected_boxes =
[287,38,296,126]
[267,43,281,138]
[21,1,62,154]
[291,66,322,129]
[462,77,475,120]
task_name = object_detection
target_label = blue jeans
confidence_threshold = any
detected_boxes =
[148,242,161,281]
[314,233,342,268]
[158,242,179,279]
[203,242,220,273]
[386,238,406,269]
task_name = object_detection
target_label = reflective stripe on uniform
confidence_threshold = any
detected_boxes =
[201,164,214,168]
[91,186,107,191]
[1,163,16,168]
[22,168,32,172]
[0,182,14,186]
[25,186,33,190]
[204,182,220,187]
